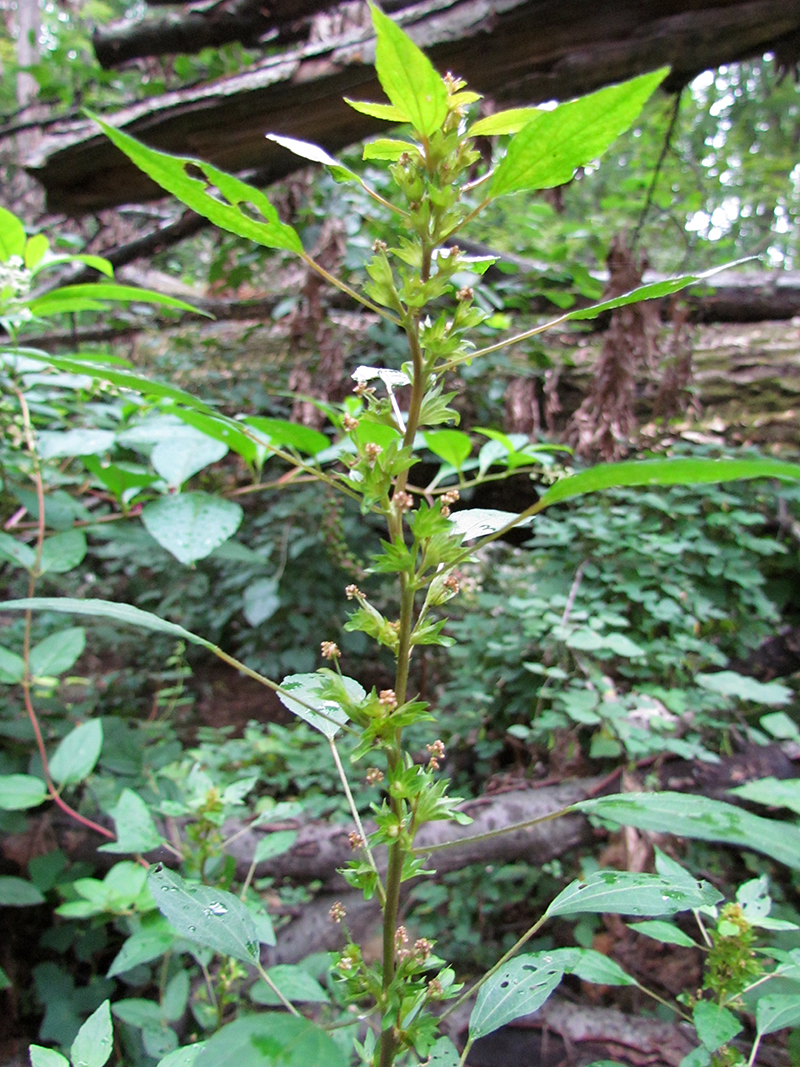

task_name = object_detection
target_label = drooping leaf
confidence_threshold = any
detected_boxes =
[489,69,667,197]
[71,1000,114,1067]
[91,114,303,253]
[142,492,243,564]
[276,673,363,739]
[266,134,356,182]
[29,626,86,678]
[99,788,164,854]
[27,283,202,318]
[1,598,211,647]
[147,865,261,965]
[545,870,722,918]
[242,417,329,456]
[538,457,800,509]
[469,953,563,1040]
[756,994,800,1037]
[368,2,448,137]
[577,793,800,871]
[344,99,407,122]
[195,1014,347,1067]
[0,774,47,810]
[0,875,46,906]
[38,530,87,575]
[49,719,103,785]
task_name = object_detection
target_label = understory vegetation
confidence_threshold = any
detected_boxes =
[1,7,800,1067]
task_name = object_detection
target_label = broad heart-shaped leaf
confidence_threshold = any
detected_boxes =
[0,646,25,684]
[489,68,667,197]
[469,953,564,1040]
[692,1002,742,1052]
[545,870,722,918]
[71,1000,113,1067]
[150,431,228,487]
[91,114,302,253]
[142,492,243,564]
[538,457,800,509]
[38,530,87,575]
[696,670,791,706]
[277,672,364,739]
[49,719,103,785]
[195,1013,347,1067]
[0,875,46,905]
[0,773,47,810]
[29,626,86,678]
[99,787,164,854]
[368,2,448,136]
[576,792,800,871]
[148,865,261,965]
[756,993,800,1037]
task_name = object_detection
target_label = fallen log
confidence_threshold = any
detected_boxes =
[23,0,800,213]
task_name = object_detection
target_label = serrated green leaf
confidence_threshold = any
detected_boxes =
[142,492,243,565]
[148,865,261,965]
[368,2,448,136]
[91,114,302,253]
[30,627,86,678]
[545,870,721,918]
[490,68,667,197]
[276,673,363,739]
[469,107,540,136]
[469,953,563,1040]
[577,793,800,871]
[538,458,800,509]
[71,1000,113,1067]
[49,719,103,785]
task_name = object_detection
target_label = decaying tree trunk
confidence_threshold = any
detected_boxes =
[20,0,800,213]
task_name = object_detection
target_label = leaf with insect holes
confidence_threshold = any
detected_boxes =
[148,865,261,964]
[277,673,364,740]
[91,114,302,253]
[469,953,564,1040]
[545,870,722,918]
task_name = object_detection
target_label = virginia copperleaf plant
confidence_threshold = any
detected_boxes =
[3,5,800,1066]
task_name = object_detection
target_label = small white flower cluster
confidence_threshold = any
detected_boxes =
[0,256,32,298]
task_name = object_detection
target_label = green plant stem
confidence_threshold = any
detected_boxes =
[379,836,404,1067]
[442,912,550,1020]
[300,251,400,324]
[409,803,571,854]
[329,738,386,906]
[254,961,302,1017]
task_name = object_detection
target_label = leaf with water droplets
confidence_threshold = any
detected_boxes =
[148,865,261,965]
[545,869,722,918]
[469,953,564,1040]
[71,1000,113,1067]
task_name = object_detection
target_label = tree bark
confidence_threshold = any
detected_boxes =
[22,0,800,213]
